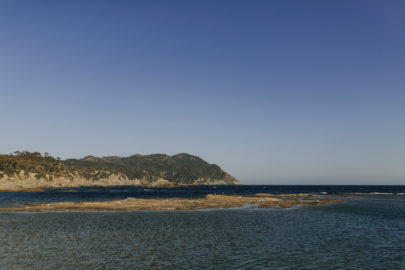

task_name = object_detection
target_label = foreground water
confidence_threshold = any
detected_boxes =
[0,186,404,269]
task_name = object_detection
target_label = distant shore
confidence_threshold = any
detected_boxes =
[0,152,241,188]
[0,193,345,212]
[0,183,217,192]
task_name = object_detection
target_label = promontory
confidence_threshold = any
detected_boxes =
[0,151,240,190]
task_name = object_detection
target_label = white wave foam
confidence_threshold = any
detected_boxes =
[346,192,395,195]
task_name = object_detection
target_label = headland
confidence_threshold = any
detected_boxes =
[0,151,241,191]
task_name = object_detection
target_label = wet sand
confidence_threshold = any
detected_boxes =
[0,193,344,212]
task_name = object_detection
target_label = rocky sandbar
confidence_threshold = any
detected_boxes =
[0,187,46,192]
[0,194,344,212]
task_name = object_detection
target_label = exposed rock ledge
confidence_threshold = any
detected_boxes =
[0,173,142,190]
[0,194,345,212]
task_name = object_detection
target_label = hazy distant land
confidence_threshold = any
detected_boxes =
[0,151,240,190]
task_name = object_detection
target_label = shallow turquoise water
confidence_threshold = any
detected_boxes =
[0,195,404,269]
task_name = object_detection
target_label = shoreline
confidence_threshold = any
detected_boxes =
[0,193,345,212]
[0,184,227,192]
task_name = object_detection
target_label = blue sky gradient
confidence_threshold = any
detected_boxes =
[1,0,404,184]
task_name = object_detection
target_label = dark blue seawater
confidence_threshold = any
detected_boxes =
[1,185,405,207]
[0,185,404,269]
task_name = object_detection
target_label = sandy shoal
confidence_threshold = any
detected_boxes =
[0,193,345,212]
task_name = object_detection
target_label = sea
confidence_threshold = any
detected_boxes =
[0,185,404,269]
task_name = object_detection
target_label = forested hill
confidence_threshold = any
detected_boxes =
[0,151,241,186]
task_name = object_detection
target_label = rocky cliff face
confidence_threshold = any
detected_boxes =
[0,152,241,188]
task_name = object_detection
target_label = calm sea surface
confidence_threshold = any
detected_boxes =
[0,185,404,269]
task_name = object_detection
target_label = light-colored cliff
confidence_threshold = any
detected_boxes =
[0,171,240,190]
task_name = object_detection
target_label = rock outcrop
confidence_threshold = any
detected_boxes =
[0,193,345,212]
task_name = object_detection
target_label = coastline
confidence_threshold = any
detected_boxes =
[0,174,240,192]
[0,193,344,212]
[0,183,230,192]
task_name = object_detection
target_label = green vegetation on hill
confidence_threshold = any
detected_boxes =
[0,151,238,184]
[64,153,228,184]
[0,151,72,180]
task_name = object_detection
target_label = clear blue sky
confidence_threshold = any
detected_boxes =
[1,0,404,184]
